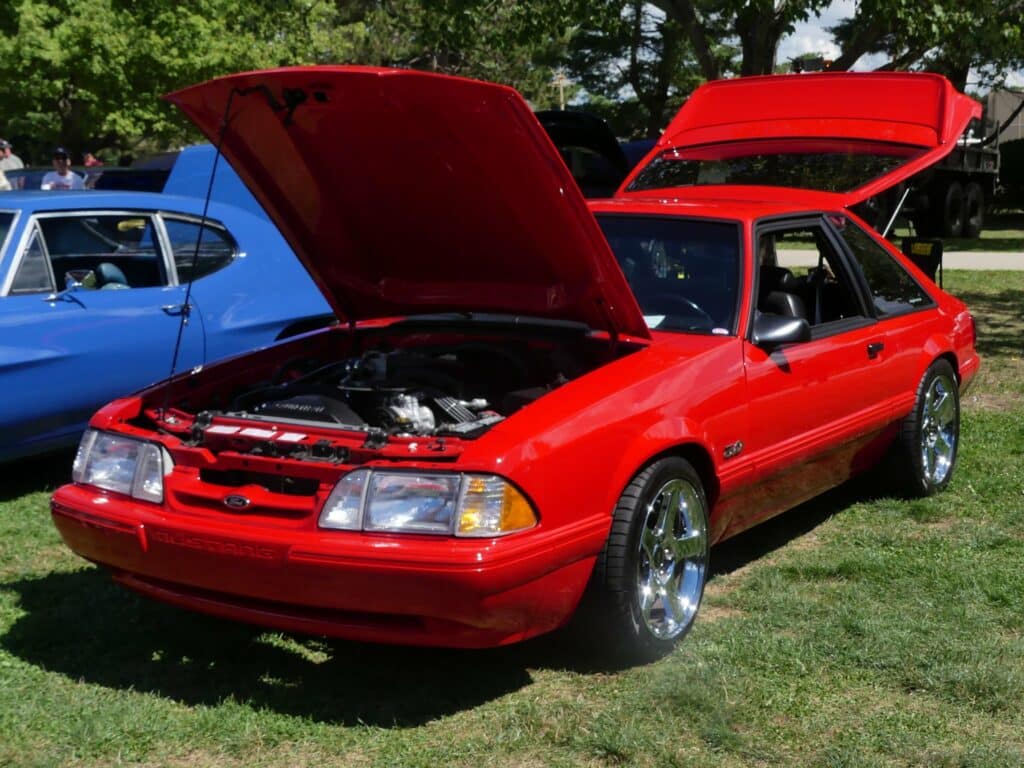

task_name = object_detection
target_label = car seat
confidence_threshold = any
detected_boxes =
[95,262,129,290]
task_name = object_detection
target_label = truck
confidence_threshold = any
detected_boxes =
[900,117,1000,238]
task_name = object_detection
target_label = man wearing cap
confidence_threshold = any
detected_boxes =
[41,147,85,190]
[0,140,24,171]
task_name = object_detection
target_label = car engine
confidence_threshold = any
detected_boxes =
[224,343,574,439]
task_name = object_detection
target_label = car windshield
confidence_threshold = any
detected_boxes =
[628,138,927,193]
[597,214,741,335]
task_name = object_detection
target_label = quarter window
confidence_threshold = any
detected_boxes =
[9,228,53,294]
[837,218,931,316]
[164,218,236,282]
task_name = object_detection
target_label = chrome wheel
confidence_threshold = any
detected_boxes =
[635,478,708,640]
[920,373,958,485]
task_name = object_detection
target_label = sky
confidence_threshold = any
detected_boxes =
[776,0,1024,89]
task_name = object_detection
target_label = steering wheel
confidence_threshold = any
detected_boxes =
[649,294,715,327]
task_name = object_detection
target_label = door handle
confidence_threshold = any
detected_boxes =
[867,341,885,359]
[161,303,191,317]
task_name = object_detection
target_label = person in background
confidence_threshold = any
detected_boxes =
[41,147,85,190]
[0,139,24,170]
[83,152,104,167]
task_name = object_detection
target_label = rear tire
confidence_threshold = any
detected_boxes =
[894,360,960,497]
[963,182,984,238]
[941,182,965,238]
[582,457,710,661]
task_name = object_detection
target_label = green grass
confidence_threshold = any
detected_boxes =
[2,272,1023,767]
[781,212,1024,252]
[940,211,1024,252]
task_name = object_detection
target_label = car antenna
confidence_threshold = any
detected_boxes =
[158,89,240,424]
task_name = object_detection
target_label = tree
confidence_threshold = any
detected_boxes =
[0,0,370,162]
[650,0,830,78]
[567,1,703,137]
[643,0,1022,88]
[828,0,1024,90]
[363,0,584,107]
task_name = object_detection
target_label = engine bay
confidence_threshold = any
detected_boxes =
[216,339,588,440]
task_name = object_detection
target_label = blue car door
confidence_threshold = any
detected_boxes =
[0,211,204,459]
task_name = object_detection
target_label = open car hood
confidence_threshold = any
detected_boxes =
[166,67,649,340]
[621,72,982,207]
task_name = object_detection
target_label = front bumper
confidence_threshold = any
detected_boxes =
[51,484,608,648]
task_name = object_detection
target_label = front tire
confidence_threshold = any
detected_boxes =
[585,457,710,660]
[896,360,961,497]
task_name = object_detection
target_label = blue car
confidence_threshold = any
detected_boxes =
[0,148,333,461]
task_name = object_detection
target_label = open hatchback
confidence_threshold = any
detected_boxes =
[621,72,981,209]
[52,69,980,657]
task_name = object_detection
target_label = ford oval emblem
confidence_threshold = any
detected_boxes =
[223,494,252,510]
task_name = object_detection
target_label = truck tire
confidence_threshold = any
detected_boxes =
[941,181,965,238]
[963,182,984,238]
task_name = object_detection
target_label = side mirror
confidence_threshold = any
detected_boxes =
[64,269,96,291]
[752,311,811,348]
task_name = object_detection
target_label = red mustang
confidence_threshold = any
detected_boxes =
[52,68,979,657]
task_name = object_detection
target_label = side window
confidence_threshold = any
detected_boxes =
[836,218,932,316]
[756,223,866,330]
[38,214,167,289]
[9,227,54,294]
[163,218,237,282]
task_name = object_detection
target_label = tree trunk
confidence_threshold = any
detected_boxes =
[735,5,785,76]
[644,19,684,137]
[651,0,720,80]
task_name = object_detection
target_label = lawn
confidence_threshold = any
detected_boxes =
[939,212,1024,253]
[781,211,1024,253]
[1,271,1022,768]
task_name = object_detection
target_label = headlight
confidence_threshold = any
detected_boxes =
[319,469,537,537]
[72,429,171,503]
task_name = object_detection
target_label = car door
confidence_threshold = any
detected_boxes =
[827,214,940,414]
[0,211,204,459]
[728,215,897,535]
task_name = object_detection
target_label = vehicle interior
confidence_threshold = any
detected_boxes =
[756,224,864,330]
[40,215,166,289]
[598,215,741,335]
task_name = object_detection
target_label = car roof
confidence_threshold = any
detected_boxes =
[0,189,257,220]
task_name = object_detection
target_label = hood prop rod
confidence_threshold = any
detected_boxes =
[158,89,239,424]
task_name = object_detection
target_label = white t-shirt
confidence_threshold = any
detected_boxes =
[41,171,85,190]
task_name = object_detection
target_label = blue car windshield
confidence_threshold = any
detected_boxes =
[596,214,741,335]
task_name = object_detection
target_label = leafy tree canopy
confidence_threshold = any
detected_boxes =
[0,0,1020,161]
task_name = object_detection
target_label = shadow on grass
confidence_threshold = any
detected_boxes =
[0,449,75,503]
[709,471,885,578]
[1,568,544,727]
[0,471,889,726]
[950,288,1024,360]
